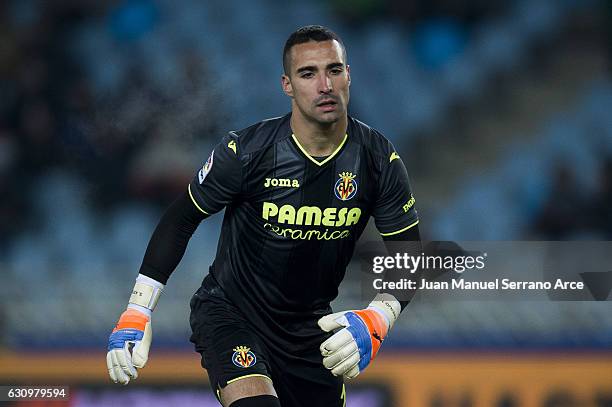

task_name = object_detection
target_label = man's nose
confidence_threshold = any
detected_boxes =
[319,74,333,93]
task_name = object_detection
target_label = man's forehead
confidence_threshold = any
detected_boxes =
[290,40,345,69]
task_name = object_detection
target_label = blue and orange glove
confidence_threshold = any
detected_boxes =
[318,294,400,380]
[106,274,163,385]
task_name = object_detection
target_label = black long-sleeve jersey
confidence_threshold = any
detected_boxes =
[142,113,419,352]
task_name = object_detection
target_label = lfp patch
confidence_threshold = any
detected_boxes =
[198,150,214,184]
[232,346,256,368]
[334,172,357,201]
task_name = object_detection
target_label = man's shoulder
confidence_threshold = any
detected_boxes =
[348,116,394,155]
[229,114,292,155]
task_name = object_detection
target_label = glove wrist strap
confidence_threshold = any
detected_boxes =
[128,274,164,311]
[368,293,401,329]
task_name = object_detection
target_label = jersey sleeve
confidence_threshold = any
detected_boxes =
[188,133,242,215]
[373,143,419,237]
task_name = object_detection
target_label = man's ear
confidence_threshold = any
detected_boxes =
[346,64,351,86]
[281,74,293,97]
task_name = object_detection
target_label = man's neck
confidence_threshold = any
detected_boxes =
[290,112,347,157]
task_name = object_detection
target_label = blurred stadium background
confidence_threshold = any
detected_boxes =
[1,0,611,405]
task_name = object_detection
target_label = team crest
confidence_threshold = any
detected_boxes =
[232,346,256,368]
[334,172,358,201]
[198,150,214,184]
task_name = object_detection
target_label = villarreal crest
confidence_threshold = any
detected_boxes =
[232,346,256,368]
[334,172,357,201]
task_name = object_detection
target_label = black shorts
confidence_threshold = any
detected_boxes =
[189,276,345,407]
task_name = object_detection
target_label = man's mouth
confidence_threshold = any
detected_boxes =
[317,99,338,112]
[317,99,337,107]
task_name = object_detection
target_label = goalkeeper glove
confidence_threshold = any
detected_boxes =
[107,274,163,385]
[318,294,400,380]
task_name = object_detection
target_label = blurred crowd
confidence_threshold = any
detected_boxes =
[533,157,612,239]
[0,0,610,351]
[0,1,603,250]
[0,1,223,252]
[0,0,610,250]
[330,0,504,27]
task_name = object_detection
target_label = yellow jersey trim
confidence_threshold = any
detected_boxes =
[226,373,273,385]
[187,184,209,215]
[380,220,420,237]
[227,140,237,154]
[291,133,348,167]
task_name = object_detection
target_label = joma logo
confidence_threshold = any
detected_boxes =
[264,178,300,188]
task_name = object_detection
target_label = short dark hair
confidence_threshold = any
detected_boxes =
[283,25,346,75]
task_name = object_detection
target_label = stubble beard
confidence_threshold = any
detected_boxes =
[297,100,346,128]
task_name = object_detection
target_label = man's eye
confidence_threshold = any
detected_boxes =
[301,72,314,78]
[331,68,342,75]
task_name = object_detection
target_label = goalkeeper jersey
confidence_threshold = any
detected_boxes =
[188,113,418,347]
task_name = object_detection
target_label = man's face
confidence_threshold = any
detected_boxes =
[282,40,350,126]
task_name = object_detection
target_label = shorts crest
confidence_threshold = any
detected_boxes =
[232,345,256,368]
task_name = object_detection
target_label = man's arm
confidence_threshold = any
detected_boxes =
[107,190,206,385]
[318,141,421,379]
[381,224,422,310]
[107,133,242,385]
[318,224,421,380]
[138,190,208,284]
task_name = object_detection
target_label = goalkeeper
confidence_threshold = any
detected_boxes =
[107,25,420,407]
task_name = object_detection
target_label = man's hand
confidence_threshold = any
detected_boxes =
[106,308,152,385]
[318,295,400,380]
[106,274,163,385]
